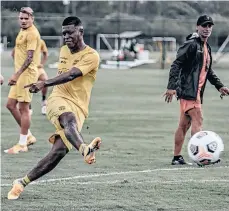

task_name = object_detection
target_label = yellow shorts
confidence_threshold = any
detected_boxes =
[8,69,38,102]
[38,67,47,78]
[46,96,85,150]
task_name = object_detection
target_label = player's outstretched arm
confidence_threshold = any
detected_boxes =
[44,67,82,87]
[24,67,82,93]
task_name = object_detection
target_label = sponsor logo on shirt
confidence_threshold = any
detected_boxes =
[60,60,66,64]
[59,106,66,111]
[73,60,80,65]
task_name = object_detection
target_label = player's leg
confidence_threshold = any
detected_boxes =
[18,102,31,135]
[6,98,21,125]
[172,112,191,165]
[8,110,102,199]
[59,112,84,149]
[7,136,69,200]
[174,113,191,155]
[59,112,102,164]
[187,108,219,165]
[5,98,34,146]
[18,102,32,147]
[5,88,29,153]
[4,102,32,154]
[187,108,203,136]
[5,75,37,153]
[38,69,48,115]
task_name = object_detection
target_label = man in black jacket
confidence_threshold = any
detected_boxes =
[163,15,229,165]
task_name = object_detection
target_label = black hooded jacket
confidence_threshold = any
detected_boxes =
[167,33,224,103]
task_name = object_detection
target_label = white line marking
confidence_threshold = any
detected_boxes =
[1,166,228,187]
[2,179,229,187]
[66,179,229,185]
[36,179,229,186]
[74,179,229,186]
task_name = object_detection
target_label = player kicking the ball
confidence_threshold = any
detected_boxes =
[8,16,102,200]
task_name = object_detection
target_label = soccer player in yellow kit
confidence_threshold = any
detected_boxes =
[12,39,49,115]
[4,7,40,154]
[7,16,102,200]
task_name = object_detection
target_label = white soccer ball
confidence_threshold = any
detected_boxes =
[187,131,224,166]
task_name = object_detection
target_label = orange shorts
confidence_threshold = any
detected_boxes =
[180,99,201,114]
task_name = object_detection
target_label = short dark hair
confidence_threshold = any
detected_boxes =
[62,16,82,26]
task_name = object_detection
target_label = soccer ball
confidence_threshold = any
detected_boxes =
[187,131,224,166]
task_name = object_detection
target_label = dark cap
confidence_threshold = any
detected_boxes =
[197,15,214,26]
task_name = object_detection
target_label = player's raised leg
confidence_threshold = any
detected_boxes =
[8,111,101,199]
[59,112,102,164]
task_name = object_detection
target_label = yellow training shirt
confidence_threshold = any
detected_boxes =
[49,45,100,117]
[14,24,41,72]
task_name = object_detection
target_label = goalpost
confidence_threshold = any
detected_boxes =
[96,31,143,60]
[96,33,176,69]
[96,33,119,53]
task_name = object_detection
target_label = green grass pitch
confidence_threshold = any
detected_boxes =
[1,51,229,211]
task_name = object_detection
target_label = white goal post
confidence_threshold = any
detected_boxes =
[96,33,119,53]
